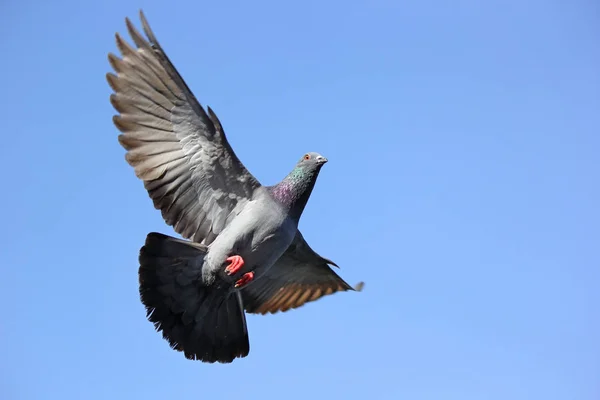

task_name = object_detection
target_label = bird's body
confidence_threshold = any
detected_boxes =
[107,10,363,363]
[205,188,297,286]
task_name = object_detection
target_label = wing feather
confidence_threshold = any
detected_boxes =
[108,11,261,244]
[241,231,363,314]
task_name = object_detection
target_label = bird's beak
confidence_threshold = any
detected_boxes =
[316,156,328,165]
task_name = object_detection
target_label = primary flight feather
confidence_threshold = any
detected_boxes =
[107,10,363,363]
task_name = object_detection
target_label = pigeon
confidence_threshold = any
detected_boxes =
[107,10,363,364]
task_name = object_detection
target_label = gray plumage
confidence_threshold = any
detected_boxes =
[107,10,363,363]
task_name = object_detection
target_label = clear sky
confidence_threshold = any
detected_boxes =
[1,1,598,399]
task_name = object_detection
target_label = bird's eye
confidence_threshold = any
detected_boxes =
[303,154,311,160]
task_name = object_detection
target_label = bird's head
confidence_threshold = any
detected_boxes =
[272,152,329,221]
[296,152,328,170]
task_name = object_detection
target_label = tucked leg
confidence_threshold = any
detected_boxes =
[234,272,254,288]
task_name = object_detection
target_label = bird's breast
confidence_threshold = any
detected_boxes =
[245,210,296,272]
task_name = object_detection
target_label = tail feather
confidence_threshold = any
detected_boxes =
[138,232,249,363]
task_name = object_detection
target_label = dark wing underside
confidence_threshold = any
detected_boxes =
[107,11,261,245]
[241,231,363,314]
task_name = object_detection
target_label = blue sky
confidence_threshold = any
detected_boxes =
[1,0,598,399]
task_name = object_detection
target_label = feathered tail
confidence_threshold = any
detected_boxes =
[138,232,249,363]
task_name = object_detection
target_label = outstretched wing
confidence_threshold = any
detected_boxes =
[241,231,363,314]
[107,11,261,245]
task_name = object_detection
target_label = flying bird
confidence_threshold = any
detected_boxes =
[107,10,363,363]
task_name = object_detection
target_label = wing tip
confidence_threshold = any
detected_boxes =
[139,9,147,24]
[139,8,158,46]
[353,281,365,292]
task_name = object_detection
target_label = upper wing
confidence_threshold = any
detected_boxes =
[241,231,363,314]
[107,11,261,245]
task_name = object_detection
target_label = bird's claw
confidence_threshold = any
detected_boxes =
[234,272,254,288]
[224,255,245,275]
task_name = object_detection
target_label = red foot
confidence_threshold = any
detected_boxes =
[234,272,254,288]
[224,255,245,275]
